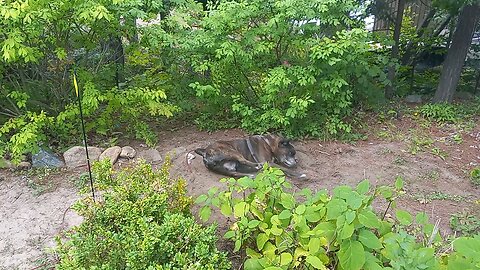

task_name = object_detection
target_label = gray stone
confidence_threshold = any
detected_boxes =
[120,146,136,159]
[63,146,103,168]
[136,149,163,164]
[17,161,31,170]
[32,148,65,168]
[405,94,423,104]
[99,146,122,165]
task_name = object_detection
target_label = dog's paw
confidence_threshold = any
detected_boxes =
[298,173,307,180]
[186,153,196,164]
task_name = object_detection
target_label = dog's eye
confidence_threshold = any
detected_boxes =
[280,141,289,146]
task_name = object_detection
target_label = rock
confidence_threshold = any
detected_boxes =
[63,146,103,168]
[405,94,423,104]
[32,148,65,168]
[165,146,187,160]
[120,146,136,159]
[99,146,122,165]
[17,161,31,170]
[136,149,163,164]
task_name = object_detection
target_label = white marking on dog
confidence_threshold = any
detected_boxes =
[187,152,196,164]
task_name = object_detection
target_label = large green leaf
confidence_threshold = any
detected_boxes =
[340,222,354,239]
[356,179,370,194]
[358,209,381,229]
[279,252,293,266]
[326,198,348,220]
[199,205,211,221]
[244,258,263,270]
[395,210,413,226]
[306,255,327,269]
[233,201,249,218]
[338,240,365,270]
[280,193,295,209]
[256,233,269,250]
[358,229,382,250]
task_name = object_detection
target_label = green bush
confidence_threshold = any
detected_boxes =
[55,160,231,270]
[197,166,480,269]
[0,82,177,163]
[156,0,389,137]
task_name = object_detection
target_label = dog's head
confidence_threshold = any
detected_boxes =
[266,134,297,168]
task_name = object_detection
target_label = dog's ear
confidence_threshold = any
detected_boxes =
[194,148,207,158]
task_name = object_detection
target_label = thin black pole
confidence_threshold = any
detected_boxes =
[73,69,96,202]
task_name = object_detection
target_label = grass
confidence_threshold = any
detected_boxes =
[411,191,468,204]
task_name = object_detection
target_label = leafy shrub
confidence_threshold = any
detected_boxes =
[55,159,231,270]
[197,166,479,269]
[420,103,458,123]
[157,0,389,137]
[0,82,177,163]
[450,211,480,237]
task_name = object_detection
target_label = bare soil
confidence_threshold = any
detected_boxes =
[1,120,479,269]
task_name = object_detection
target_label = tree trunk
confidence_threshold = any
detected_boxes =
[433,3,480,103]
[385,0,406,99]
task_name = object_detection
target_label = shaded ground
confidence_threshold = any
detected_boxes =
[1,119,479,269]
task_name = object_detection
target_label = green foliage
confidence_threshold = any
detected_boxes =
[55,160,231,270]
[0,0,184,162]
[0,82,177,163]
[0,111,53,163]
[471,167,480,187]
[196,166,478,269]
[450,211,480,237]
[158,0,389,137]
[444,235,480,270]
[420,103,458,123]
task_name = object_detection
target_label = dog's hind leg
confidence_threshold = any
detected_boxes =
[209,161,257,178]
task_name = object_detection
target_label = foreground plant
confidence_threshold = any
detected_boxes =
[197,166,480,269]
[55,159,231,270]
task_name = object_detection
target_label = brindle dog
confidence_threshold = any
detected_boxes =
[194,134,306,179]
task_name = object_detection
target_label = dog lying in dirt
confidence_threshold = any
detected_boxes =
[193,134,306,179]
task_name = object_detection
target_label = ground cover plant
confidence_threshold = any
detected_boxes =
[54,159,231,270]
[197,166,480,269]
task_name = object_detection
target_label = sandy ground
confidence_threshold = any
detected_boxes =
[1,125,479,269]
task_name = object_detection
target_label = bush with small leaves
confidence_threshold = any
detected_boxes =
[55,159,230,270]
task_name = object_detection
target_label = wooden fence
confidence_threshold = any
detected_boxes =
[373,0,432,32]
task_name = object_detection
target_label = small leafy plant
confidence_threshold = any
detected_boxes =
[420,103,458,123]
[470,167,480,187]
[450,211,480,237]
[197,166,480,269]
[197,166,444,269]
[55,160,230,270]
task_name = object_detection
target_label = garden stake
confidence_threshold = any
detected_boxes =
[73,69,96,202]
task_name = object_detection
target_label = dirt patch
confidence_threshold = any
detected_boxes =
[0,169,82,270]
[1,123,479,269]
